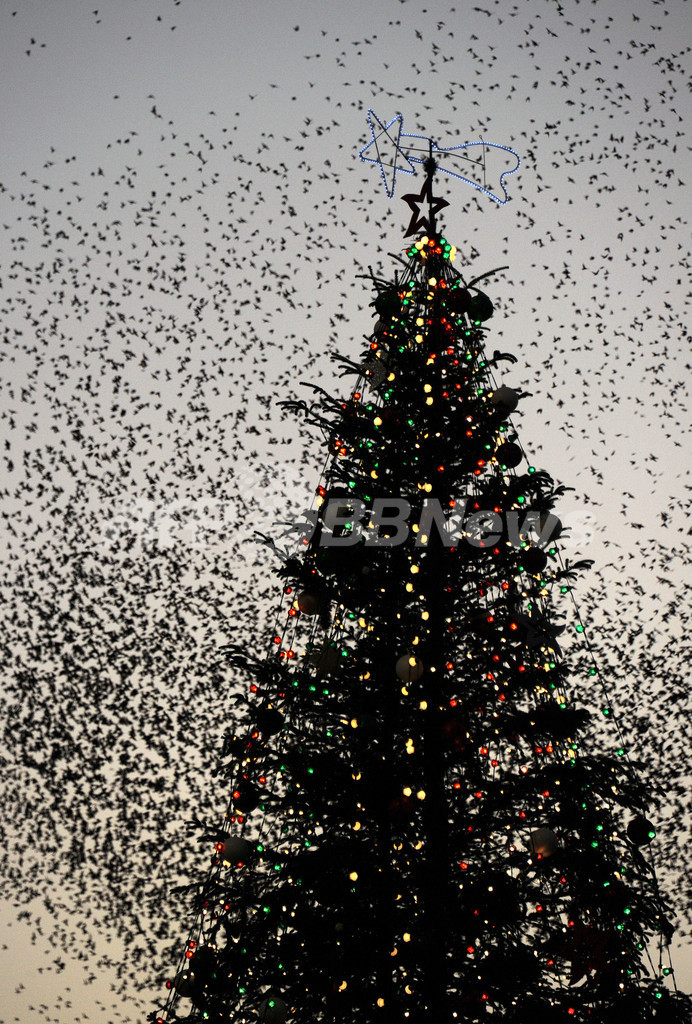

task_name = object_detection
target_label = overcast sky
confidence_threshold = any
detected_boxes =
[1,1,690,1020]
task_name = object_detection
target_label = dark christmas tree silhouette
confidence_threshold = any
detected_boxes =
[151,162,692,1024]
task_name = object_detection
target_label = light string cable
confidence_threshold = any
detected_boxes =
[476,356,673,1001]
[504,412,681,990]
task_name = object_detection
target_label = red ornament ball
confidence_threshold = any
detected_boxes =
[494,441,523,469]
[297,591,320,615]
[446,286,473,314]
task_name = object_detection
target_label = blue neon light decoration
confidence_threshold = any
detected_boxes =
[359,109,520,205]
[358,110,416,198]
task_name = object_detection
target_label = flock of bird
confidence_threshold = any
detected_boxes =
[0,0,690,1020]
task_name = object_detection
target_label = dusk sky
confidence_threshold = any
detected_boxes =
[1,1,690,1020]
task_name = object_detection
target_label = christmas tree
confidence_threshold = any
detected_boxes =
[151,150,692,1023]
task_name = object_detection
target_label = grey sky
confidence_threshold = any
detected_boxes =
[1,0,690,1019]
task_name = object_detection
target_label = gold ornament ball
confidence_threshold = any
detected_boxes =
[219,835,253,866]
[530,826,559,858]
[396,654,424,682]
[171,970,192,997]
[309,643,340,676]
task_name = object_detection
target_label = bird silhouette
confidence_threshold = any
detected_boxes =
[0,1,691,1020]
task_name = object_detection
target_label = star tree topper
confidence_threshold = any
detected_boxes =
[401,171,449,237]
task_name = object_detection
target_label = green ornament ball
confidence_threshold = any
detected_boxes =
[468,291,494,322]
